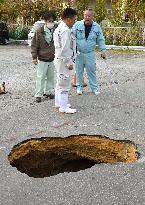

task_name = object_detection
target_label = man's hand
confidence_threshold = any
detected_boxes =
[32,59,38,65]
[68,64,73,70]
[101,53,107,60]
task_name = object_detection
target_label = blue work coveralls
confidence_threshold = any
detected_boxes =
[72,20,106,92]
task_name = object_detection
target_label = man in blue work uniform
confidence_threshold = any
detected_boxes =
[72,8,107,95]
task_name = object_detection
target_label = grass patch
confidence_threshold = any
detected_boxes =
[108,48,144,54]
[96,47,145,55]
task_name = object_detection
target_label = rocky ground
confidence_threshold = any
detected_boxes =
[0,45,145,205]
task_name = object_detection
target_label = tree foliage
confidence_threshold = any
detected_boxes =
[76,0,106,23]
[0,0,145,26]
[124,0,144,24]
[94,0,106,23]
[108,0,123,26]
[111,0,145,26]
[0,0,71,24]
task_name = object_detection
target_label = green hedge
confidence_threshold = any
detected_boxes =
[8,24,145,46]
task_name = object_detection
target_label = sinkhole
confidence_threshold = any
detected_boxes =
[8,135,138,178]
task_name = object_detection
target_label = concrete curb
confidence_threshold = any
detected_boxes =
[106,45,145,51]
[8,39,28,45]
[5,40,145,51]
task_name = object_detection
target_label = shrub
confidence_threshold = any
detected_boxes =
[102,26,145,46]
[8,24,28,40]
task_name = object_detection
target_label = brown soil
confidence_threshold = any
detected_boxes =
[8,135,138,178]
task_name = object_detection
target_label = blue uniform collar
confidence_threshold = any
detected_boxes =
[80,20,97,31]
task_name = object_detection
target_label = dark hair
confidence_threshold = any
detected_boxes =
[61,8,77,19]
[43,11,56,21]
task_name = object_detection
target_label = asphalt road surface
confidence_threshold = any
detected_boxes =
[0,45,145,205]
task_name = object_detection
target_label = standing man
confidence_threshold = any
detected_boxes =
[53,8,77,114]
[72,8,107,95]
[31,11,57,103]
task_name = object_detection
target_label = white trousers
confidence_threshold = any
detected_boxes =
[54,58,73,110]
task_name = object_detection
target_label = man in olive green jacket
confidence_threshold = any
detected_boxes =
[31,11,57,103]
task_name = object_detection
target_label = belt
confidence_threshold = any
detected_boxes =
[79,50,95,54]
[55,56,73,60]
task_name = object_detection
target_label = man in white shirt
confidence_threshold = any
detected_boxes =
[53,8,77,114]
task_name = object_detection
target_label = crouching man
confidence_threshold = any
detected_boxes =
[53,8,77,114]
[31,11,57,103]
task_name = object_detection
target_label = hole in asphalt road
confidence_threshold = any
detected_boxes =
[8,135,138,178]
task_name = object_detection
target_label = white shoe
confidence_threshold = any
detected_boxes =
[59,107,76,114]
[66,104,71,108]
[77,90,83,95]
[93,91,100,95]
[54,104,71,109]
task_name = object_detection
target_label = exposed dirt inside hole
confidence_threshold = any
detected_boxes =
[8,135,138,178]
